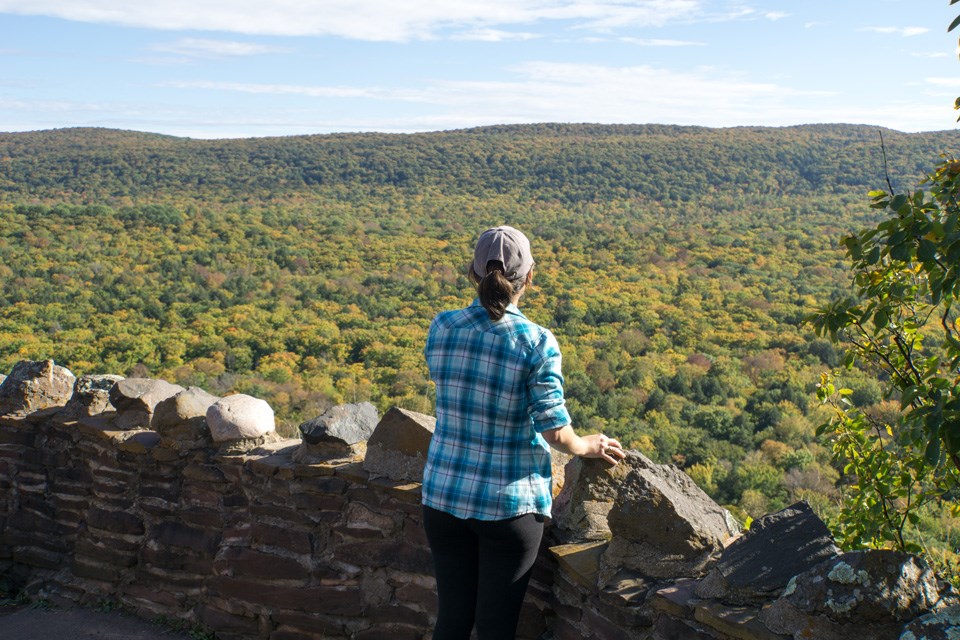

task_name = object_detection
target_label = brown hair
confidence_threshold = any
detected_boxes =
[469,260,526,321]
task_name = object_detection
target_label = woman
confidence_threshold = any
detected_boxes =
[422,225,626,639]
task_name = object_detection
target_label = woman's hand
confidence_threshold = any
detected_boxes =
[580,433,627,465]
[542,426,627,465]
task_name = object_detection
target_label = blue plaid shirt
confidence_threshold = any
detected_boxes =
[422,300,571,520]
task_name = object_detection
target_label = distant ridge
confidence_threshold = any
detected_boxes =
[0,124,956,202]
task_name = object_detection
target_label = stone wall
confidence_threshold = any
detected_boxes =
[1,360,959,640]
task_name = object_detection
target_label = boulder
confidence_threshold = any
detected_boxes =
[206,394,275,443]
[900,604,960,640]
[153,386,220,441]
[109,378,185,429]
[362,407,435,482]
[694,501,840,605]
[62,374,123,418]
[600,452,739,582]
[294,402,378,463]
[760,550,959,640]
[552,455,633,542]
[0,360,76,416]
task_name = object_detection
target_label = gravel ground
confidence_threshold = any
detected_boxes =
[0,605,195,639]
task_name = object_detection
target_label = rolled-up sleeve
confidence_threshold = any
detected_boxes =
[527,329,572,433]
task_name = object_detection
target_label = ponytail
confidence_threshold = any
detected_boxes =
[470,260,526,321]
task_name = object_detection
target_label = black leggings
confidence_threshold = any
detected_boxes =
[423,505,544,640]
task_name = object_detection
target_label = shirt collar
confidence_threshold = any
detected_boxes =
[470,298,526,319]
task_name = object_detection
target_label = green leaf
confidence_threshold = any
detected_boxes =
[917,238,937,263]
[873,309,889,331]
[888,229,909,246]
[889,242,911,262]
[925,437,941,465]
[891,194,909,212]
[950,13,960,32]
[843,236,863,260]
[901,386,920,409]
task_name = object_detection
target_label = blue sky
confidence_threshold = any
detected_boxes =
[1,0,959,138]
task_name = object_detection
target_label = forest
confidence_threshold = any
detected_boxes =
[1,123,958,571]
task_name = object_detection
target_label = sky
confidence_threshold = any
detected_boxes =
[1,0,959,139]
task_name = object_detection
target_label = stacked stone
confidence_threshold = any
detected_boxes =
[0,416,81,577]
[0,361,82,584]
[126,391,272,630]
[4,359,960,640]
[191,406,439,640]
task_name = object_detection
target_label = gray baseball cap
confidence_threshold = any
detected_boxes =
[472,225,534,281]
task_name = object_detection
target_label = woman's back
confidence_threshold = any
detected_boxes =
[423,300,568,520]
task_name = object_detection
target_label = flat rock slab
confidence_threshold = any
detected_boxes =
[901,604,960,640]
[760,549,959,640]
[695,501,840,605]
[550,540,608,590]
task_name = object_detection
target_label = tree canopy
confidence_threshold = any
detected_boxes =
[2,123,959,570]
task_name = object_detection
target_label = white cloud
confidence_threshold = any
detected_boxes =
[0,0,704,41]
[7,61,953,137]
[764,12,788,21]
[156,60,957,133]
[450,29,540,42]
[925,77,960,87]
[164,62,829,125]
[860,26,930,38]
[163,81,391,100]
[620,37,705,46]
[152,38,290,58]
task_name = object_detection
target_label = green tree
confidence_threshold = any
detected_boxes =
[810,7,960,553]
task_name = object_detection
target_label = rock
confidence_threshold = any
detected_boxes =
[0,359,76,416]
[551,449,573,498]
[294,402,378,463]
[760,550,959,640]
[153,386,220,441]
[600,451,739,582]
[117,430,162,454]
[61,374,124,418]
[900,604,960,640]
[694,501,840,605]
[552,456,633,542]
[362,407,435,482]
[206,394,276,443]
[109,378,185,430]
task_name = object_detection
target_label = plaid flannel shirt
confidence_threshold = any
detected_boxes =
[422,300,571,520]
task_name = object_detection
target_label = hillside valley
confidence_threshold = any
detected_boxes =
[1,122,958,542]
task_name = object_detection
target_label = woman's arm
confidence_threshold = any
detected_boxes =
[541,425,626,465]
